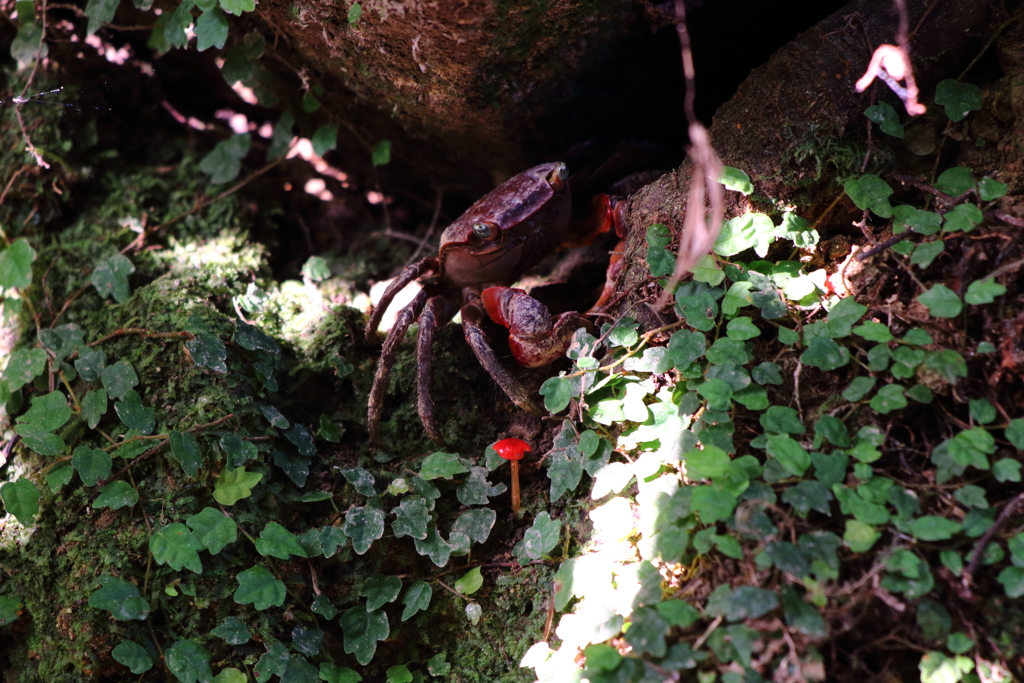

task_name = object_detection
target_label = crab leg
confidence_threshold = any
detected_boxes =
[416,295,452,445]
[367,288,429,444]
[365,257,439,342]
[480,287,582,368]
[461,291,542,415]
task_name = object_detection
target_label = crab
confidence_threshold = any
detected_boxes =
[364,152,652,444]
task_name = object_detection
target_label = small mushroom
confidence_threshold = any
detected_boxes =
[493,438,531,514]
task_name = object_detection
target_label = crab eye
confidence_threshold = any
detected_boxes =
[472,222,498,239]
[546,162,569,190]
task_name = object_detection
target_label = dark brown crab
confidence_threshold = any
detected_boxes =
[364,145,668,444]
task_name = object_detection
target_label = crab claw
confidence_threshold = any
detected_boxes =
[481,287,581,368]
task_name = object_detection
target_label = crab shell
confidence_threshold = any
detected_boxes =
[437,162,572,288]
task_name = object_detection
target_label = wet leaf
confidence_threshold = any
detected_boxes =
[401,581,432,622]
[363,574,402,611]
[934,80,983,122]
[91,254,135,303]
[93,480,139,510]
[234,566,285,610]
[112,639,153,674]
[0,478,39,525]
[89,575,150,620]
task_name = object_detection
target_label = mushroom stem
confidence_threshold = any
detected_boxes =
[510,459,520,514]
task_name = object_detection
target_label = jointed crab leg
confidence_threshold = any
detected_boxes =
[365,257,439,342]
[367,288,429,444]
[416,295,452,445]
[461,290,542,416]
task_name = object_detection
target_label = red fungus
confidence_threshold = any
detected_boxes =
[493,438,531,514]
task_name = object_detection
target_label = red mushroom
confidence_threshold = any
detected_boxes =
[493,438,531,514]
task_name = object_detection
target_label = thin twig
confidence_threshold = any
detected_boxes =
[962,491,1024,591]
[407,187,443,265]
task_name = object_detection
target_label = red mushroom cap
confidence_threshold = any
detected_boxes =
[493,438,531,460]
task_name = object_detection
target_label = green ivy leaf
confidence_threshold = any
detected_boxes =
[255,641,289,681]
[514,512,562,563]
[714,212,773,256]
[916,284,962,318]
[910,241,944,269]
[392,495,429,540]
[782,480,833,516]
[45,465,73,493]
[194,7,228,50]
[93,480,139,510]
[843,519,880,552]
[994,458,1022,483]
[112,639,154,674]
[934,167,975,197]
[319,663,362,683]
[211,617,251,645]
[844,173,893,218]
[79,388,107,429]
[212,668,246,683]
[998,567,1024,598]
[453,567,483,595]
[964,279,1006,305]
[71,446,111,487]
[2,347,46,392]
[169,431,201,478]
[451,508,496,545]
[219,0,254,15]
[690,485,737,524]
[801,336,850,371]
[456,467,505,506]
[88,575,151,620]
[826,297,868,338]
[948,427,994,470]
[892,205,941,235]
[182,508,236,555]
[101,360,138,401]
[910,516,962,541]
[864,102,903,137]
[344,506,385,555]
[213,466,263,505]
[979,176,1008,201]
[15,390,71,455]
[944,204,983,233]
[934,79,983,122]
[293,625,324,657]
[419,452,469,480]
[166,640,212,683]
[869,384,907,414]
[624,606,668,657]
[0,478,40,525]
[347,1,362,24]
[186,332,228,374]
[363,574,402,611]
[781,585,827,638]
[83,0,119,34]
[219,433,258,467]
[339,606,389,665]
[0,238,37,289]
[704,584,778,622]
[311,125,339,157]
[539,375,573,413]
[150,523,203,573]
[401,581,432,622]
[718,166,753,194]
[766,435,811,476]
[91,254,136,304]
[234,566,285,610]
[199,134,251,184]
[114,389,155,434]
[256,521,308,559]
